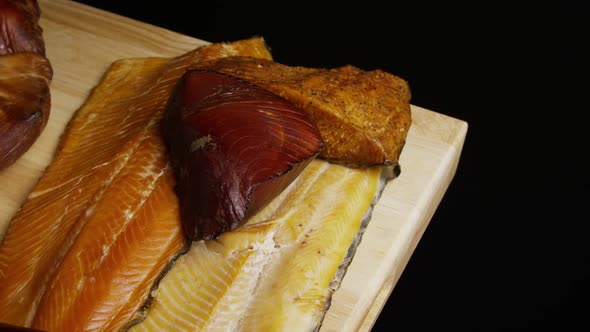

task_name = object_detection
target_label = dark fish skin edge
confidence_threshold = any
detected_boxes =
[313,164,396,332]
[121,238,191,331]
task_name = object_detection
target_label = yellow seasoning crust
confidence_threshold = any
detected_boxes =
[193,56,412,167]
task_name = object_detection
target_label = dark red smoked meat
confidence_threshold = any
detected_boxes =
[163,70,324,240]
[0,0,45,56]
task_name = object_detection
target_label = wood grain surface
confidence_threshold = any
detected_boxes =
[0,0,468,331]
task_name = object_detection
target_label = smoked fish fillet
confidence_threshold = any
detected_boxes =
[0,37,272,329]
[126,159,387,332]
[193,56,412,167]
[0,52,52,169]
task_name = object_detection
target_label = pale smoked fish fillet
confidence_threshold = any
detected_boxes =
[127,160,384,332]
[0,37,272,329]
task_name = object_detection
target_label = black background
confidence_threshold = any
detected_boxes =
[71,1,588,331]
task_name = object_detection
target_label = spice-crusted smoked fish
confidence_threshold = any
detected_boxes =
[126,159,388,332]
[193,56,412,167]
[0,37,272,329]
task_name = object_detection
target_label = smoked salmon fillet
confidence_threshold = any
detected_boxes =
[0,37,272,329]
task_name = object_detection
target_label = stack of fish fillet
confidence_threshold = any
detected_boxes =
[0,37,406,331]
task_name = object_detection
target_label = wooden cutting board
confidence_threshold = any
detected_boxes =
[0,0,468,330]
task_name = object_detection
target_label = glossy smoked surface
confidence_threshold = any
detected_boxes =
[0,0,45,55]
[0,0,52,169]
[163,70,323,240]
